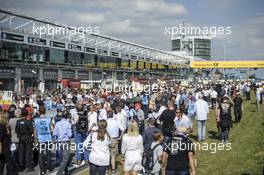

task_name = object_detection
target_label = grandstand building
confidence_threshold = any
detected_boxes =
[171,35,211,60]
[0,9,190,92]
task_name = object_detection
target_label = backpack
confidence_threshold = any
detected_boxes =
[142,143,161,173]
[15,119,33,143]
[76,112,88,133]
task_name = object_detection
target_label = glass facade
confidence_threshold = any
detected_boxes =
[83,53,96,66]
[68,51,81,64]
[49,48,64,63]
[0,40,178,71]
[28,45,47,62]
[98,56,116,69]
[2,41,28,60]
[193,39,211,59]
[172,39,181,51]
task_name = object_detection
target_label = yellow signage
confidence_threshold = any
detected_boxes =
[190,61,264,68]
[138,61,144,70]
[130,61,137,70]
[145,62,151,69]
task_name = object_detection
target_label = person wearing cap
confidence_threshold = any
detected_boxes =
[162,126,195,175]
[195,94,209,141]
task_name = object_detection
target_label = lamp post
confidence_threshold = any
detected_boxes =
[223,44,226,79]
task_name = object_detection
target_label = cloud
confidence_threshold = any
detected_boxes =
[67,11,105,24]
[133,0,187,15]
[212,14,264,60]
[104,19,139,34]
[199,0,238,9]
[1,0,263,61]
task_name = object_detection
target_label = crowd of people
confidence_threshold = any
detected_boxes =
[0,80,263,175]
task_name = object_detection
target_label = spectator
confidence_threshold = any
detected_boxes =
[34,106,53,175]
[74,105,89,166]
[106,110,125,174]
[233,93,244,123]
[149,131,163,175]
[162,126,195,175]
[86,120,110,175]
[186,95,196,128]
[195,94,209,141]
[121,121,144,175]
[53,110,72,175]
[8,109,21,172]
[143,117,160,150]
[159,101,176,138]
[15,109,34,172]
[0,112,14,175]
[174,108,192,133]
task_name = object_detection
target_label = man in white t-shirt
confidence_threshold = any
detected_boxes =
[195,94,209,141]
[107,110,125,174]
[210,89,218,109]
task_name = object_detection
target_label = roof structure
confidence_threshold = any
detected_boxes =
[0,9,189,65]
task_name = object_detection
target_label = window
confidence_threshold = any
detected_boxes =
[28,45,47,62]
[2,41,28,61]
[49,48,65,63]
[68,51,81,64]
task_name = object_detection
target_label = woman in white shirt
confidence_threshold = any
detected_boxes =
[86,120,110,175]
[121,120,144,175]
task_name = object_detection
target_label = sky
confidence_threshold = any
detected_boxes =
[0,0,264,61]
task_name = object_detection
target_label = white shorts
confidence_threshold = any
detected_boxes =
[124,151,142,172]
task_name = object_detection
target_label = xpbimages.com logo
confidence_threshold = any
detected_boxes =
[164,140,232,154]
[32,23,100,41]
[32,142,91,153]
[164,24,232,39]
[98,82,171,95]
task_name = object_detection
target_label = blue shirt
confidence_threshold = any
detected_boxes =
[142,95,148,105]
[34,117,52,143]
[53,118,72,142]
[187,99,196,116]
[45,100,53,111]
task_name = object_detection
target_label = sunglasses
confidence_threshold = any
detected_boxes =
[176,111,181,114]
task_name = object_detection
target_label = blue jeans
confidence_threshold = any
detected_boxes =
[90,163,108,175]
[74,130,89,161]
[56,142,70,175]
[166,170,189,175]
[221,127,229,142]
[197,120,207,141]
[188,114,195,128]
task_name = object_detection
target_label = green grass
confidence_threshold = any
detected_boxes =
[193,95,264,175]
[81,94,264,175]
